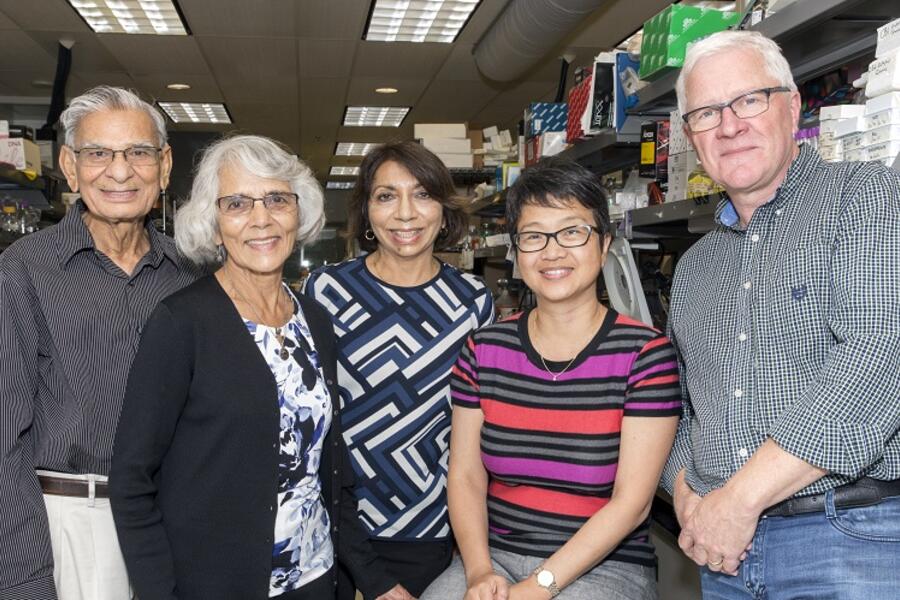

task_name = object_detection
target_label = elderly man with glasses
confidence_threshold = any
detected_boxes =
[660,30,900,598]
[0,86,199,600]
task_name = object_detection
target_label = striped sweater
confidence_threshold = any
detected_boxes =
[451,308,681,566]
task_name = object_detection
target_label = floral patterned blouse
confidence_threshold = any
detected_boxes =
[243,291,334,597]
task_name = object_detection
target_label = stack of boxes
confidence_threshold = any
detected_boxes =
[0,121,42,176]
[638,4,741,82]
[863,17,900,167]
[665,109,697,202]
[479,126,517,167]
[414,123,474,169]
[817,17,900,167]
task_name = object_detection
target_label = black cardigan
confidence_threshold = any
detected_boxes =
[109,275,395,600]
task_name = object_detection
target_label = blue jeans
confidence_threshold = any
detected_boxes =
[701,491,900,599]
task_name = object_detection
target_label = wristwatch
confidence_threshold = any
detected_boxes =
[531,564,561,598]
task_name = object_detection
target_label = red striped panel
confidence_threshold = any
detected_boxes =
[490,481,609,518]
[481,399,623,434]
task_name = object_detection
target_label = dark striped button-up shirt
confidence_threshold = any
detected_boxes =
[0,202,200,599]
[661,145,900,499]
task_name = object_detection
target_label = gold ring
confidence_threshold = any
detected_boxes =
[709,559,724,567]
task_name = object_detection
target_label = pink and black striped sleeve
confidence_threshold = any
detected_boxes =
[624,334,682,417]
[450,334,481,409]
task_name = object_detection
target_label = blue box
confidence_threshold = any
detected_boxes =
[525,102,568,139]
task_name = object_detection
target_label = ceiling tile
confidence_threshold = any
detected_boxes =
[296,0,370,40]
[411,79,499,123]
[0,0,88,32]
[197,36,297,104]
[97,35,210,77]
[345,77,428,106]
[434,43,483,81]
[0,73,55,96]
[179,0,297,37]
[0,8,18,29]
[0,30,56,73]
[300,78,346,137]
[472,80,555,129]
[68,71,137,96]
[298,39,357,79]
[130,74,224,102]
[28,30,125,72]
[454,0,508,44]
[351,41,452,79]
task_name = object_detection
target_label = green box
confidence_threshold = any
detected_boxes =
[639,5,741,81]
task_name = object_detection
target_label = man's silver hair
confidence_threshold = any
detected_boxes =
[59,85,168,147]
[676,30,797,113]
[175,134,325,267]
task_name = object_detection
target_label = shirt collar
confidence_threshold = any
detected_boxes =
[56,200,178,269]
[714,144,818,231]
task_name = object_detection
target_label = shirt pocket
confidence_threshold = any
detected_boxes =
[759,241,833,384]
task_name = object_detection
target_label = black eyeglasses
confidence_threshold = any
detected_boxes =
[73,146,162,167]
[682,86,791,133]
[512,224,597,253]
[216,192,299,216]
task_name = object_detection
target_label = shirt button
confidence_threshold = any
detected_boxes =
[738,447,749,458]
[743,281,752,290]
[775,209,782,216]
[750,234,760,243]
[733,388,743,398]
[333,469,339,476]
[738,333,747,342]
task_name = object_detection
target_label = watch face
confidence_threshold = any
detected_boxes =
[537,569,554,587]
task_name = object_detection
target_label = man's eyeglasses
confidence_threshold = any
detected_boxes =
[73,146,162,167]
[216,193,299,216]
[512,224,597,253]
[682,86,791,133]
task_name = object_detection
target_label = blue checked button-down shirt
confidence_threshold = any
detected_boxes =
[661,145,900,498]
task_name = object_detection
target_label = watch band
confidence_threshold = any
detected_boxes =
[531,564,561,598]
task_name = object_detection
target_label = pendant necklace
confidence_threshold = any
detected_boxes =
[225,274,291,360]
[539,353,578,382]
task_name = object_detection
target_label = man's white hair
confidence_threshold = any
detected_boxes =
[676,30,797,113]
[175,134,325,267]
[59,85,168,147]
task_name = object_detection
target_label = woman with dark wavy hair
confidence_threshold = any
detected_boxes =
[305,141,494,598]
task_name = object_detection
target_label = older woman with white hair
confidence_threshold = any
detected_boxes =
[109,135,412,600]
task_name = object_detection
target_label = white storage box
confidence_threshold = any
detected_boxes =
[0,138,41,174]
[842,133,865,151]
[864,123,900,146]
[866,49,900,98]
[414,123,467,139]
[833,116,866,138]
[865,92,900,115]
[819,104,865,120]
[865,108,900,130]
[818,142,844,162]
[421,137,472,154]
[866,139,900,162]
[876,17,900,59]
[844,147,868,162]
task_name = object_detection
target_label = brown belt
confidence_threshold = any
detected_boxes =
[39,475,109,498]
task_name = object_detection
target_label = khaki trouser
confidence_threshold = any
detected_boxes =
[40,471,133,600]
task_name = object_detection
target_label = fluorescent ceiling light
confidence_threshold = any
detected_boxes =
[365,0,481,43]
[344,106,409,127]
[330,166,360,176]
[326,181,355,190]
[158,102,231,124]
[68,0,189,35]
[166,82,191,90]
[335,142,378,156]
[375,87,399,94]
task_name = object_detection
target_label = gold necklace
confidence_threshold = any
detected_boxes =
[539,353,578,382]
[223,273,292,360]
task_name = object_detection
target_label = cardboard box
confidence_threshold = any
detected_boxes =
[876,17,900,59]
[639,5,741,81]
[655,120,670,183]
[867,139,900,161]
[842,132,865,151]
[525,102,567,138]
[414,123,467,139]
[524,136,541,166]
[0,138,42,174]
[833,116,866,138]
[843,147,869,162]
[436,153,473,169]
[639,122,657,178]
[866,49,900,98]
[864,123,900,146]
[467,129,484,169]
[421,137,472,154]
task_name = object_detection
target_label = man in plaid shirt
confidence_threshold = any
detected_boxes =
[661,30,900,598]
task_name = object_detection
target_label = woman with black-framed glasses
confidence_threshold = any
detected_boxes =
[423,157,681,600]
[109,135,409,600]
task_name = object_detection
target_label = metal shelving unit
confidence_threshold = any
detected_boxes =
[631,0,896,115]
